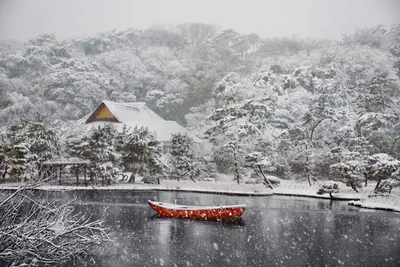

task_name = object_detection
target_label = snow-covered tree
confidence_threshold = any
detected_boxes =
[330,160,365,192]
[169,133,199,182]
[37,57,109,119]
[26,116,59,160]
[244,152,279,189]
[2,23,400,187]
[0,116,59,181]
[327,135,371,183]
[205,98,274,183]
[365,153,400,193]
[115,126,163,184]
[317,181,340,199]
[0,136,34,182]
[300,93,344,185]
[66,124,117,184]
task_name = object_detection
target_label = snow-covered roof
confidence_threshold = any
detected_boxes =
[83,100,201,143]
[100,100,165,123]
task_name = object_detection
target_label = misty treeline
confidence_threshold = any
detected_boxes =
[1,23,400,190]
[0,23,331,125]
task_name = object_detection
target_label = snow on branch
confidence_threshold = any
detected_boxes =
[0,181,113,266]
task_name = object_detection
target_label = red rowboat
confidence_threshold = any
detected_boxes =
[148,200,246,220]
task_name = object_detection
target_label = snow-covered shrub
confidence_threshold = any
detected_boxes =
[365,153,400,193]
[265,175,281,186]
[330,160,365,192]
[317,181,340,198]
[373,179,395,194]
[391,168,400,188]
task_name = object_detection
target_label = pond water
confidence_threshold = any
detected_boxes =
[53,191,400,266]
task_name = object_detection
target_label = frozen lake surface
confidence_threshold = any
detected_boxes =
[53,190,400,266]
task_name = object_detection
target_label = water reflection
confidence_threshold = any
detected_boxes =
[33,191,400,267]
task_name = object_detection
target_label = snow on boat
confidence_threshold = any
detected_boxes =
[148,200,246,220]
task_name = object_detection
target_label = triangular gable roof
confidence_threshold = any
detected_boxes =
[86,100,164,124]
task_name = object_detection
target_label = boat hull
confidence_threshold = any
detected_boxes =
[148,200,246,220]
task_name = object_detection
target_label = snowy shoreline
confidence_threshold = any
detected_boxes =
[348,201,400,213]
[272,192,360,201]
[1,181,399,213]
[0,181,273,197]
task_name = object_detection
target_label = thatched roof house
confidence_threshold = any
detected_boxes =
[82,101,201,145]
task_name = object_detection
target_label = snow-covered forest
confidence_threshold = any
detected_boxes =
[1,23,400,192]
[1,10,400,265]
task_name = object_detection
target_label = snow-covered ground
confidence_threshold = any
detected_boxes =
[160,180,272,196]
[272,180,361,200]
[348,192,400,212]
[0,180,272,196]
[275,180,400,213]
[1,179,399,213]
[348,199,400,212]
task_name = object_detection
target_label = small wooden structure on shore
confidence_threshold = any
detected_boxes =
[39,161,90,185]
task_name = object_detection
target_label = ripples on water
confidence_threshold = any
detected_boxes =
[41,190,400,267]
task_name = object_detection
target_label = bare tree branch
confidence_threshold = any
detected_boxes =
[0,180,114,266]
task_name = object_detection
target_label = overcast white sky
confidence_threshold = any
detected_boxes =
[0,0,399,41]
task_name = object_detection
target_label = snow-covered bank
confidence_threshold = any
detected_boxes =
[272,180,361,200]
[348,193,400,213]
[0,180,363,200]
[0,181,273,197]
[161,180,272,196]
[272,181,400,212]
[348,200,400,213]
[2,180,400,213]
[272,190,360,200]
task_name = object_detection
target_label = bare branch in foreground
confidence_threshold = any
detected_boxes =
[0,181,114,266]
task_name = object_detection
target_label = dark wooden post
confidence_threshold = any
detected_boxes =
[38,164,42,180]
[47,167,53,180]
[52,166,55,183]
[83,166,87,185]
[75,166,79,186]
[59,165,62,185]
[1,166,8,182]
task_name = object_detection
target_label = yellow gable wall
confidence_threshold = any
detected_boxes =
[96,106,117,121]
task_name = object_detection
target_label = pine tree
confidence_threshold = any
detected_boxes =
[0,116,59,181]
[66,124,117,184]
[366,153,400,193]
[115,126,163,184]
[170,133,199,182]
[205,98,273,183]
[244,152,278,189]
[317,181,340,199]
[330,160,365,193]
